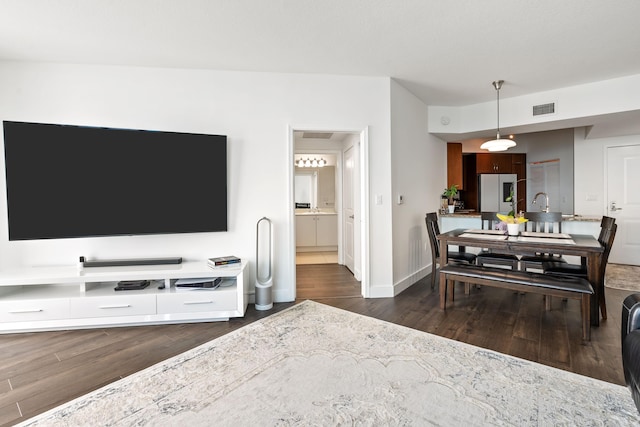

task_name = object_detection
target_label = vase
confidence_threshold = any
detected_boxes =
[507,223,520,236]
[448,205,455,213]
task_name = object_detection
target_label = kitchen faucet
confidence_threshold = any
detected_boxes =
[532,192,550,212]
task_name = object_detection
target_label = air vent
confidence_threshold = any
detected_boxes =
[302,132,333,139]
[533,103,555,116]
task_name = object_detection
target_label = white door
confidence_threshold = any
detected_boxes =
[607,144,640,265]
[343,145,355,273]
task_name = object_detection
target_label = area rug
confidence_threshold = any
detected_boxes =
[606,263,640,291]
[19,301,640,426]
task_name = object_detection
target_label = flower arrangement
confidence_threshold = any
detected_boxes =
[496,213,528,224]
[497,212,528,236]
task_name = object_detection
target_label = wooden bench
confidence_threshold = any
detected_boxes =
[439,264,594,340]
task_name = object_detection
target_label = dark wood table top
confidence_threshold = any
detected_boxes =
[437,228,603,257]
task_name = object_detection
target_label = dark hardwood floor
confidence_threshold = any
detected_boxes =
[0,264,631,426]
[296,263,361,299]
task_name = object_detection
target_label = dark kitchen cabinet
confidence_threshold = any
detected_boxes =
[476,153,513,174]
[457,152,527,212]
[447,143,464,190]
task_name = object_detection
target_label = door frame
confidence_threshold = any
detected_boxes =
[287,126,370,300]
[604,143,640,265]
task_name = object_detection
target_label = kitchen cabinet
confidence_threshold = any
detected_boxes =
[456,152,527,212]
[476,153,513,174]
[296,215,317,246]
[447,143,464,190]
[296,214,338,248]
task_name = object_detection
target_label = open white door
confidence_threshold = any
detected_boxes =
[343,145,355,273]
[607,144,640,265]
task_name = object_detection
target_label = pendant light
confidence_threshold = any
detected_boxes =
[480,80,516,152]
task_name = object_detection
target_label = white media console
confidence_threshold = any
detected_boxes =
[0,260,248,333]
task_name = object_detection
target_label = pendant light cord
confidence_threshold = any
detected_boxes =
[494,80,504,139]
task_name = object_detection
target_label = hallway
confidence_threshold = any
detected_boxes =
[296,263,361,300]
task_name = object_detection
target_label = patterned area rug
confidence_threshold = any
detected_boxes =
[18,301,640,426]
[606,263,640,291]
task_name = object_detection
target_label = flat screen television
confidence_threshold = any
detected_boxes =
[3,121,227,240]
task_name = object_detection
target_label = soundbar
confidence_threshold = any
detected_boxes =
[81,257,183,268]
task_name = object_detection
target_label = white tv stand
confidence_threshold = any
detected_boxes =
[0,260,248,333]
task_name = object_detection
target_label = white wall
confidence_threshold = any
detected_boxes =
[390,80,446,295]
[0,61,394,302]
[574,129,640,216]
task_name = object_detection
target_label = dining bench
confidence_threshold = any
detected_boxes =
[439,264,594,340]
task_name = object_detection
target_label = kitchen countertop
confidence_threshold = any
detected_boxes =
[440,211,601,222]
[295,209,337,216]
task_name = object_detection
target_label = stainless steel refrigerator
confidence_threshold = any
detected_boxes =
[478,174,517,213]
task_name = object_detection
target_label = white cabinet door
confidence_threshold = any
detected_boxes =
[296,215,317,246]
[316,215,338,246]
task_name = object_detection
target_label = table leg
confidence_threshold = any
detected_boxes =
[439,238,449,266]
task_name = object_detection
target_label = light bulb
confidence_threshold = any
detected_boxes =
[297,159,305,167]
[305,159,311,167]
[312,158,318,167]
[318,158,326,167]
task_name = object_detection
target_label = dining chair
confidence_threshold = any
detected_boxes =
[519,211,567,271]
[425,212,477,289]
[475,211,519,270]
[543,217,617,320]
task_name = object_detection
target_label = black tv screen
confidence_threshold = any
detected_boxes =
[3,121,227,240]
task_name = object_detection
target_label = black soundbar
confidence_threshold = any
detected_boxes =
[81,257,183,268]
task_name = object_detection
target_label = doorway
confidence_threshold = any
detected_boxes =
[292,129,363,299]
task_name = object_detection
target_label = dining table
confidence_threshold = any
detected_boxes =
[437,228,605,326]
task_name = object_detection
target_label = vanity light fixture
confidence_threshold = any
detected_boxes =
[295,157,326,168]
[480,80,517,152]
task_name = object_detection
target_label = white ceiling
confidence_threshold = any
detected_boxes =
[1,0,640,108]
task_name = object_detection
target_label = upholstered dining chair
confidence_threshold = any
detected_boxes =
[425,212,477,289]
[519,211,567,271]
[543,216,615,277]
[543,217,617,320]
[621,293,640,414]
[475,211,519,270]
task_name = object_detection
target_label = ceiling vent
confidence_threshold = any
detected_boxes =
[302,132,333,139]
[533,103,555,116]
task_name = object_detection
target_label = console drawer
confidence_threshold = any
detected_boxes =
[70,294,156,318]
[0,298,69,322]
[157,290,236,314]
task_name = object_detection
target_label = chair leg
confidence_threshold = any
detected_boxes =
[600,289,608,320]
[545,295,552,311]
[582,294,591,341]
[431,263,437,289]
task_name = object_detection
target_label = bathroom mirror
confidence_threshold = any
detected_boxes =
[294,171,317,208]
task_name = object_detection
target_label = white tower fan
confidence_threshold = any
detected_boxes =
[255,217,273,310]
